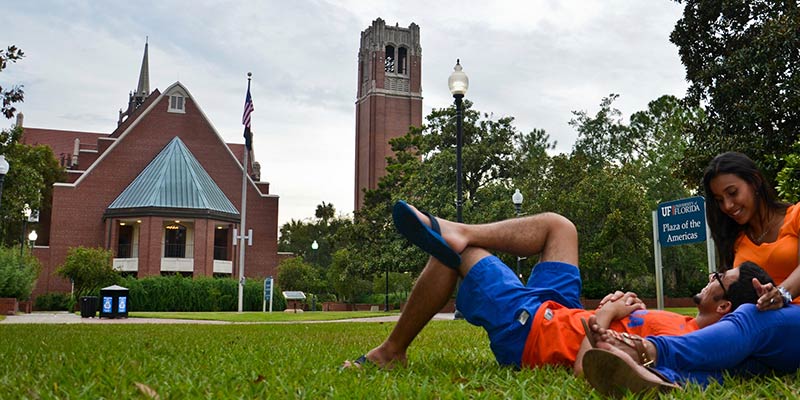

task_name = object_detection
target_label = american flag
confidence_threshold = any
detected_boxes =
[242,81,254,150]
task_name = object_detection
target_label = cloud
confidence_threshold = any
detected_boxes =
[5,0,688,226]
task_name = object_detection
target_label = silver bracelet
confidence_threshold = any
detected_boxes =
[777,286,793,306]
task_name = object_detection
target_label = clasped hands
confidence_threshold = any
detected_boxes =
[595,290,646,320]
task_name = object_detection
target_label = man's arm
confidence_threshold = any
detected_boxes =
[574,292,644,375]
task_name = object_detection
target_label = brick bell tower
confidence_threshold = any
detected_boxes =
[354,18,423,211]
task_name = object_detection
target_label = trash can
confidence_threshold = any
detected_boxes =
[99,285,129,319]
[80,296,98,318]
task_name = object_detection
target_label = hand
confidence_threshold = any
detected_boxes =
[753,278,783,311]
[597,291,646,310]
[596,293,646,321]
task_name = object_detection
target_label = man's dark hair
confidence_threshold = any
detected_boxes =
[727,261,775,311]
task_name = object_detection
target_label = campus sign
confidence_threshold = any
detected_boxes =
[656,196,706,247]
[652,196,715,310]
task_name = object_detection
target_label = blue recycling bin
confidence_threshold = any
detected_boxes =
[99,285,129,318]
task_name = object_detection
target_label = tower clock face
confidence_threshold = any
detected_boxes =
[385,57,395,72]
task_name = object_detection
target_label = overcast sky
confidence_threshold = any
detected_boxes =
[5,1,688,228]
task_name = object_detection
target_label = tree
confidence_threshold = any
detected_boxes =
[671,0,800,184]
[0,246,40,300]
[315,201,335,222]
[56,247,117,299]
[327,248,372,303]
[0,46,65,244]
[0,127,65,246]
[343,100,558,284]
[278,202,351,297]
[562,95,708,296]
[1,45,24,119]
[276,257,323,294]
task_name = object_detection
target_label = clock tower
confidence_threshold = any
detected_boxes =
[354,18,423,211]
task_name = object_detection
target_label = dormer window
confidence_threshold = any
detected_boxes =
[168,95,185,113]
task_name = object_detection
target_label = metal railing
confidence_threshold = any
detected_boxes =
[163,243,194,258]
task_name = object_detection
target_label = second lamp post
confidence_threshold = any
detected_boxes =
[512,189,525,280]
[448,60,469,222]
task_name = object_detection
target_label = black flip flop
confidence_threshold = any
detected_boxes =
[392,200,461,269]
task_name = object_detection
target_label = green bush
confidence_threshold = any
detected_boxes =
[56,247,117,299]
[34,292,71,311]
[0,246,40,300]
[117,275,286,312]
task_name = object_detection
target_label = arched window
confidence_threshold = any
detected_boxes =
[384,45,395,73]
[397,47,408,75]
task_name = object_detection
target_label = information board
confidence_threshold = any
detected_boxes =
[656,196,706,247]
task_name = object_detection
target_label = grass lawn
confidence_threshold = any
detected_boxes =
[128,311,395,322]
[2,321,798,399]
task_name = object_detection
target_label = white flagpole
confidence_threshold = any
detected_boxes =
[237,72,252,313]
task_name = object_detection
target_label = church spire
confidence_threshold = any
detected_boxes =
[136,37,150,100]
[118,39,152,126]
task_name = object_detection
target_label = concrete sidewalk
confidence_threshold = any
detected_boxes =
[0,312,457,325]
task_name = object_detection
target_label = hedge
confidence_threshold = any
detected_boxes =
[115,275,286,312]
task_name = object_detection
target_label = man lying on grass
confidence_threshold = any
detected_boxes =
[342,200,761,372]
[581,262,800,397]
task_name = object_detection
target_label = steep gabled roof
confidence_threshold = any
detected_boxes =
[105,137,239,220]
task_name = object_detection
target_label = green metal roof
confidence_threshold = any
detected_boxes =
[107,137,239,217]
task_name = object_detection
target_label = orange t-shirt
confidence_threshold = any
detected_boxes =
[520,300,698,368]
[733,203,800,291]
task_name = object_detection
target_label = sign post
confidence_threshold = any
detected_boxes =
[263,276,273,313]
[653,196,714,309]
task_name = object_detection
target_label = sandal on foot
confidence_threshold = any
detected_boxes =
[340,354,373,371]
[581,318,597,348]
[604,330,655,367]
[582,348,679,398]
[392,200,461,269]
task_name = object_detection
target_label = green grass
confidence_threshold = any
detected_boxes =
[664,307,697,317]
[128,311,396,322]
[1,321,798,399]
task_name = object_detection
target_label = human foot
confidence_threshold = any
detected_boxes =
[586,315,656,366]
[341,347,407,370]
[403,202,468,254]
[582,347,678,398]
[392,201,465,269]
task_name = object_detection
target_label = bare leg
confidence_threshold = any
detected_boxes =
[344,248,489,369]
[344,204,578,368]
[405,203,577,264]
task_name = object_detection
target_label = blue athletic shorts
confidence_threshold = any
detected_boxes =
[456,255,583,367]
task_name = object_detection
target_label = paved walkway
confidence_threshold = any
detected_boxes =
[0,312,457,325]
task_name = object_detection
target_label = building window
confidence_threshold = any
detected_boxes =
[164,223,187,258]
[168,95,185,113]
[117,224,134,258]
[214,227,230,260]
[398,47,408,75]
[384,45,395,73]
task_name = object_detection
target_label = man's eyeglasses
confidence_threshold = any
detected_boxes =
[712,271,729,299]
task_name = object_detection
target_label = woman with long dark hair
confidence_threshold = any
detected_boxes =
[703,151,797,310]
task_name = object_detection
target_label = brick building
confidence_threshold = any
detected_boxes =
[21,43,279,297]
[354,19,423,211]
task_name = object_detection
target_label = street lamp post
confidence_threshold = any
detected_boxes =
[449,60,469,320]
[384,263,390,312]
[27,230,37,253]
[0,155,8,210]
[448,59,469,223]
[512,189,524,280]
[311,240,319,264]
[311,240,319,311]
[21,204,31,259]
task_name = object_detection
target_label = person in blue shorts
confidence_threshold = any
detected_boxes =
[342,200,764,371]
